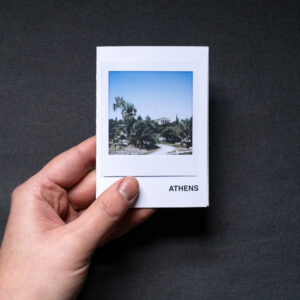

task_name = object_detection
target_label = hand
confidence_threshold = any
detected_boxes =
[0,136,155,300]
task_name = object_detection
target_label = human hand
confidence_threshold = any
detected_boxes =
[0,136,155,300]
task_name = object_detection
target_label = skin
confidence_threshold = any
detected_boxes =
[0,136,155,300]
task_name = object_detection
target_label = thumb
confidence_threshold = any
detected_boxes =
[68,176,139,253]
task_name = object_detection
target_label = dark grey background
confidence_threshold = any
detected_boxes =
[1,1,299,299]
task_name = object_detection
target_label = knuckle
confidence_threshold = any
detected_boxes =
[74,145,95,169]
[39,182,68,215]
[11,184,24,204]
[40,182,67,202]
[98,190,126,220]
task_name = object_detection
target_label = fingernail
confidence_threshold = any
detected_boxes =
[119,177,139,202]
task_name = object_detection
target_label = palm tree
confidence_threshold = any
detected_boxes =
[179,117,192,147]
[132,119,157,149]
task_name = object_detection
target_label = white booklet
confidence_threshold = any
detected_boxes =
[96,46,209,207]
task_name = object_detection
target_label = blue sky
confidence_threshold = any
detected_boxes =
[109,71,193,121]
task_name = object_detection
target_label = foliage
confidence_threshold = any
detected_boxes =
[179,117,193,147]
[109,96,192,149]
[109,118,124,143]
[113,96,137,138]
[131,119,158,149]
[161,126,181,143]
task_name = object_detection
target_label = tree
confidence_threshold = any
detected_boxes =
[112,96,137,139]
[132,119,157,149]
[145,115,157,133]
[179,117,192,147]
[161,126,181,143]
[109,119,116,141]
[109,118,125,143]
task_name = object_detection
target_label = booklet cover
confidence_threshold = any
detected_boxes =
[96,46,209,207]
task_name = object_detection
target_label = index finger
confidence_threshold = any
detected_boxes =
[37,136,96,188]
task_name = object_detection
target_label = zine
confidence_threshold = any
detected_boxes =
[96,46,209,207]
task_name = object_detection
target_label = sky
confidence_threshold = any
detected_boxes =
[109,71,193,122]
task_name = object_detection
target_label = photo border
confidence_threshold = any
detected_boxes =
[99,62,202,177]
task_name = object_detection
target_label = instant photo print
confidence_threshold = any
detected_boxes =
[96,47,209,207]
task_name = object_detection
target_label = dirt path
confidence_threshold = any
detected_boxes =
[150,143,177,155]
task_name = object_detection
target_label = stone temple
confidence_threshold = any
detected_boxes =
[154,117,170,125]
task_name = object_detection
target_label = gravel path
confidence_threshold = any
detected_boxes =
[150,144,177,155]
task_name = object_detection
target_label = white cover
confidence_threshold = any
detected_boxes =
[96,46,209,207]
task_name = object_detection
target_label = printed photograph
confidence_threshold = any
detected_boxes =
[109,71,193,155]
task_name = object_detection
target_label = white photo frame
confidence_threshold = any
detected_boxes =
[99,62,202,177]
[97,47,209,207]
[97,47,208,177]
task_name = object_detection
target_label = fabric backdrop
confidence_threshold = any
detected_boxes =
[0,1,299,299]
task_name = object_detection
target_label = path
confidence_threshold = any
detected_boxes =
[150,143,177,155]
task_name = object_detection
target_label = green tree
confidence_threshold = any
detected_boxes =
[109,119,116,141]
[113,96,137,139]
[109,118,125,143]
[161,126,181,143]
[132,119,157,149]
[179,117,192,147]
[145,115,157,133]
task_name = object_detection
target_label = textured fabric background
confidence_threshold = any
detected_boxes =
[0,1,299,299]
